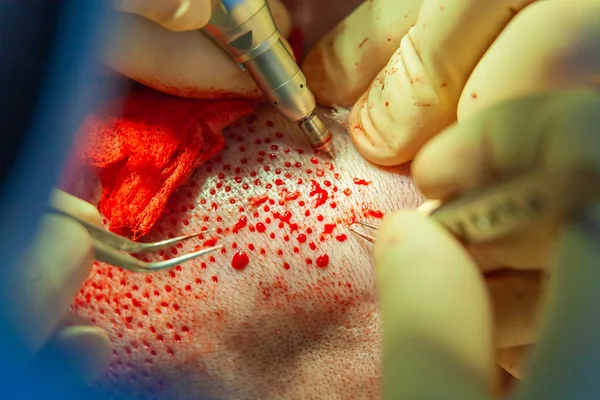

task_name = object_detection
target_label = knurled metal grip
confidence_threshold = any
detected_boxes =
[203,0,317,122]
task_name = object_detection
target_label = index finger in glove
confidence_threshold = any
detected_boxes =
[344,0,537,166]
[0,191,100,364]
[302,0,423,107]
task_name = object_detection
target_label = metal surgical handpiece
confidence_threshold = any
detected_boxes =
[203,0,334,156]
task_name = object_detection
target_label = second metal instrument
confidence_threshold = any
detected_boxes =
[349,169,600,246]
[203,0,334,156]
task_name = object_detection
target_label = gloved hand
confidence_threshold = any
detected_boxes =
[374,90,600,398]
[0,190,111,383]
[303,0,600,166]
[104,0,292,98]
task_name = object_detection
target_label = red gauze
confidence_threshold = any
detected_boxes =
[74,89,256,239]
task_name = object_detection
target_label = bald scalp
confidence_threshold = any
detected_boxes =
[66,106,540,398]
[67,106,419,399]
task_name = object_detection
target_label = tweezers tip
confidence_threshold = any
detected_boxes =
[197,244,224,255]
[347,227,376,243]
[356,221,379,230]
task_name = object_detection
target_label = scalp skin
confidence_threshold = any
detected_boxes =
[66,105,538,398]
[68,106,421,399]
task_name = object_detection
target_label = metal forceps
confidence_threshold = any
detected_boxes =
[348,169,600,246]
[48,206,223,273]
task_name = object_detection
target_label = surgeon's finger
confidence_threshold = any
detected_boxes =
[0,193,99,366]
[51,190,103,226]
[347,0,536,166]
[103,0,291,99]
[113,0,213,32]
[413,90,600,268]
[458,1,600,121]
[302,0,423,107]
[497,345,531,380]
[34,313,112,383]
[515,202,600,399]
[374,211,495,399]
[486,271,544,349]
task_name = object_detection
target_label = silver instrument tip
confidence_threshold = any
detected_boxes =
[323,149,335,159]
[299,113,335,158]
[318,136,335,159]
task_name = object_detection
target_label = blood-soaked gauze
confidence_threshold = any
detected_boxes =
[75,89,256,239]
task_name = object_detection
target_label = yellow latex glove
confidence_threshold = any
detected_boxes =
[374,90,600,399]
[1,190,111,383]
[303,0,600,166]
[103,0,292,99]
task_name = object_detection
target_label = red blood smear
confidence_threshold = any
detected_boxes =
[335,233,348,242]
[256,222,267,233]
[231,251,250,270]
[71,88,255,238]
[233,215,247,233]
[283,190,301,201]
[353,178,372,186]
[368,210,385,219]
[288,26,305,61]
[249,194,269,206]
[316,254,330,268]
[273,210,292,224]
[203,238,217,247]
[309,180,328,208]
[323,223,336,234]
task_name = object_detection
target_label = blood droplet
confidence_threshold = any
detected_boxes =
[367,209,384,219]
[309,180,328,208]
[231,251,250,270]
[233,215,247,233]
[203,238,217,247]
[316,254,329,268]
[323,223,336,234]
[335,233,348,242]
[256,222,267,233]
[353,178,371,186]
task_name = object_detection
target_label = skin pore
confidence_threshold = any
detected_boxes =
[66,105,540,399]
